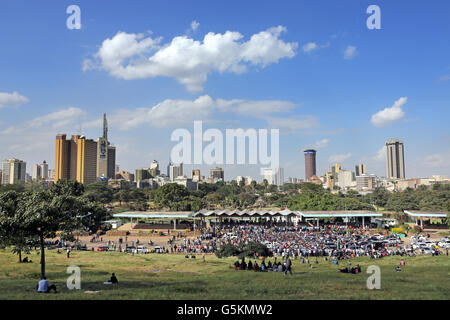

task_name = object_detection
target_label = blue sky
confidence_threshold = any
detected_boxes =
[0,0,449,181]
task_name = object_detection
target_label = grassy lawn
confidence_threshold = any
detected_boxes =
[0,249,448,300]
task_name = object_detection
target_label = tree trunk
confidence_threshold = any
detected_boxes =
[40,233,45,278]
[18,250,22,263]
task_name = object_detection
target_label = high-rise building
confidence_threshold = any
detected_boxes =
[355,164,367,176]
[32,160,49,180]
[135,168,152,182]
[97,114,116,179]
[337,170,356,189]
[32,164,41,181]
[356,174,377,191]
[263,167,284,186]
[304,149,316,181]
[40,161,49,179]
[76,136,98,184]
[386,139,405,179]
[55,134,97,184]
[210,167,224,182]
[191,169,201,180]
[169,163,183,181]
[1,158,26,184]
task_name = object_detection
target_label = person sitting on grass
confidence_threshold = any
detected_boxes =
[247,260,253,270]
[253,261,259,271]
[105,273,118,285]
[267,261,272,270]
[261,261,266,271]
[273,263,278,272]
[37,277,57,293]
[278,262,283,273]
[234,260,240,270]
[396,266,402,272]
[240,258,247,270]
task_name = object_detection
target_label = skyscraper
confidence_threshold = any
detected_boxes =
[1,158,26,184]
[76,136,98,184]
[97,113,116,179]
[210,167,224,182]
[355,164,367,176]
[55,134,97,184]
[304,149,316,182]
[386,139,405,179]
[169,163,183,181]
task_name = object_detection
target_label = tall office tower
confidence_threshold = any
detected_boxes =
[135,168,151,182]
[355,164,367,176]
[210,167,224,181]
[191,169,200,179]
[76,136,98,184]
[149,160,160,177]
[169,163,183,181]
[97,114,116,179]
[150,160,159,171]
[386,138,405,179]
[32,164,41,180]
[1,159,26,184]
[304,149,317,182]
[167,161,172,177]
[40,161,49,179]
[263,168,274,185]
[263,168,284,186]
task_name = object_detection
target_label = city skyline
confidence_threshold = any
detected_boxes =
[0,1,449,180]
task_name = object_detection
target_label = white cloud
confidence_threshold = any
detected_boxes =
[343,45,357,60]
[371,97,407,127]
[264,115,318,132]
[374,146,386,161]
[29,107,87,128]
[329,153,352,163]
[302,42,318,53]
[0,91,29,109]
[423,154,445,167]
[83,26,298,92]
[85,95,299,130]
[190,21,200,32]
[304,139,329,150]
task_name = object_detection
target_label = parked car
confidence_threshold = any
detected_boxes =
[137,246,149,254]
[97,246,109,252]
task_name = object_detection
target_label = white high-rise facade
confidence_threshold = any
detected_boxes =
[386,139,405,179]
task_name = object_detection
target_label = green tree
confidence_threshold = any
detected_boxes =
[153,183,189,210]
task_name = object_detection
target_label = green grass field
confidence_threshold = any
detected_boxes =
[0,249,448,300]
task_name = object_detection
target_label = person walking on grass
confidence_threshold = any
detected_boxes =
[67,248,70,258]
[284,256,293,277]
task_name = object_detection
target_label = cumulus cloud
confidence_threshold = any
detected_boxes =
[190,21,200,32]
[309,138,329,149]
[84,95,300,130]
[0,91,29,109]
[30,107,87,128]
[329,153,352,163]
[343,45,357,60]
[371,97,407,127]
[83,26,298,92]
